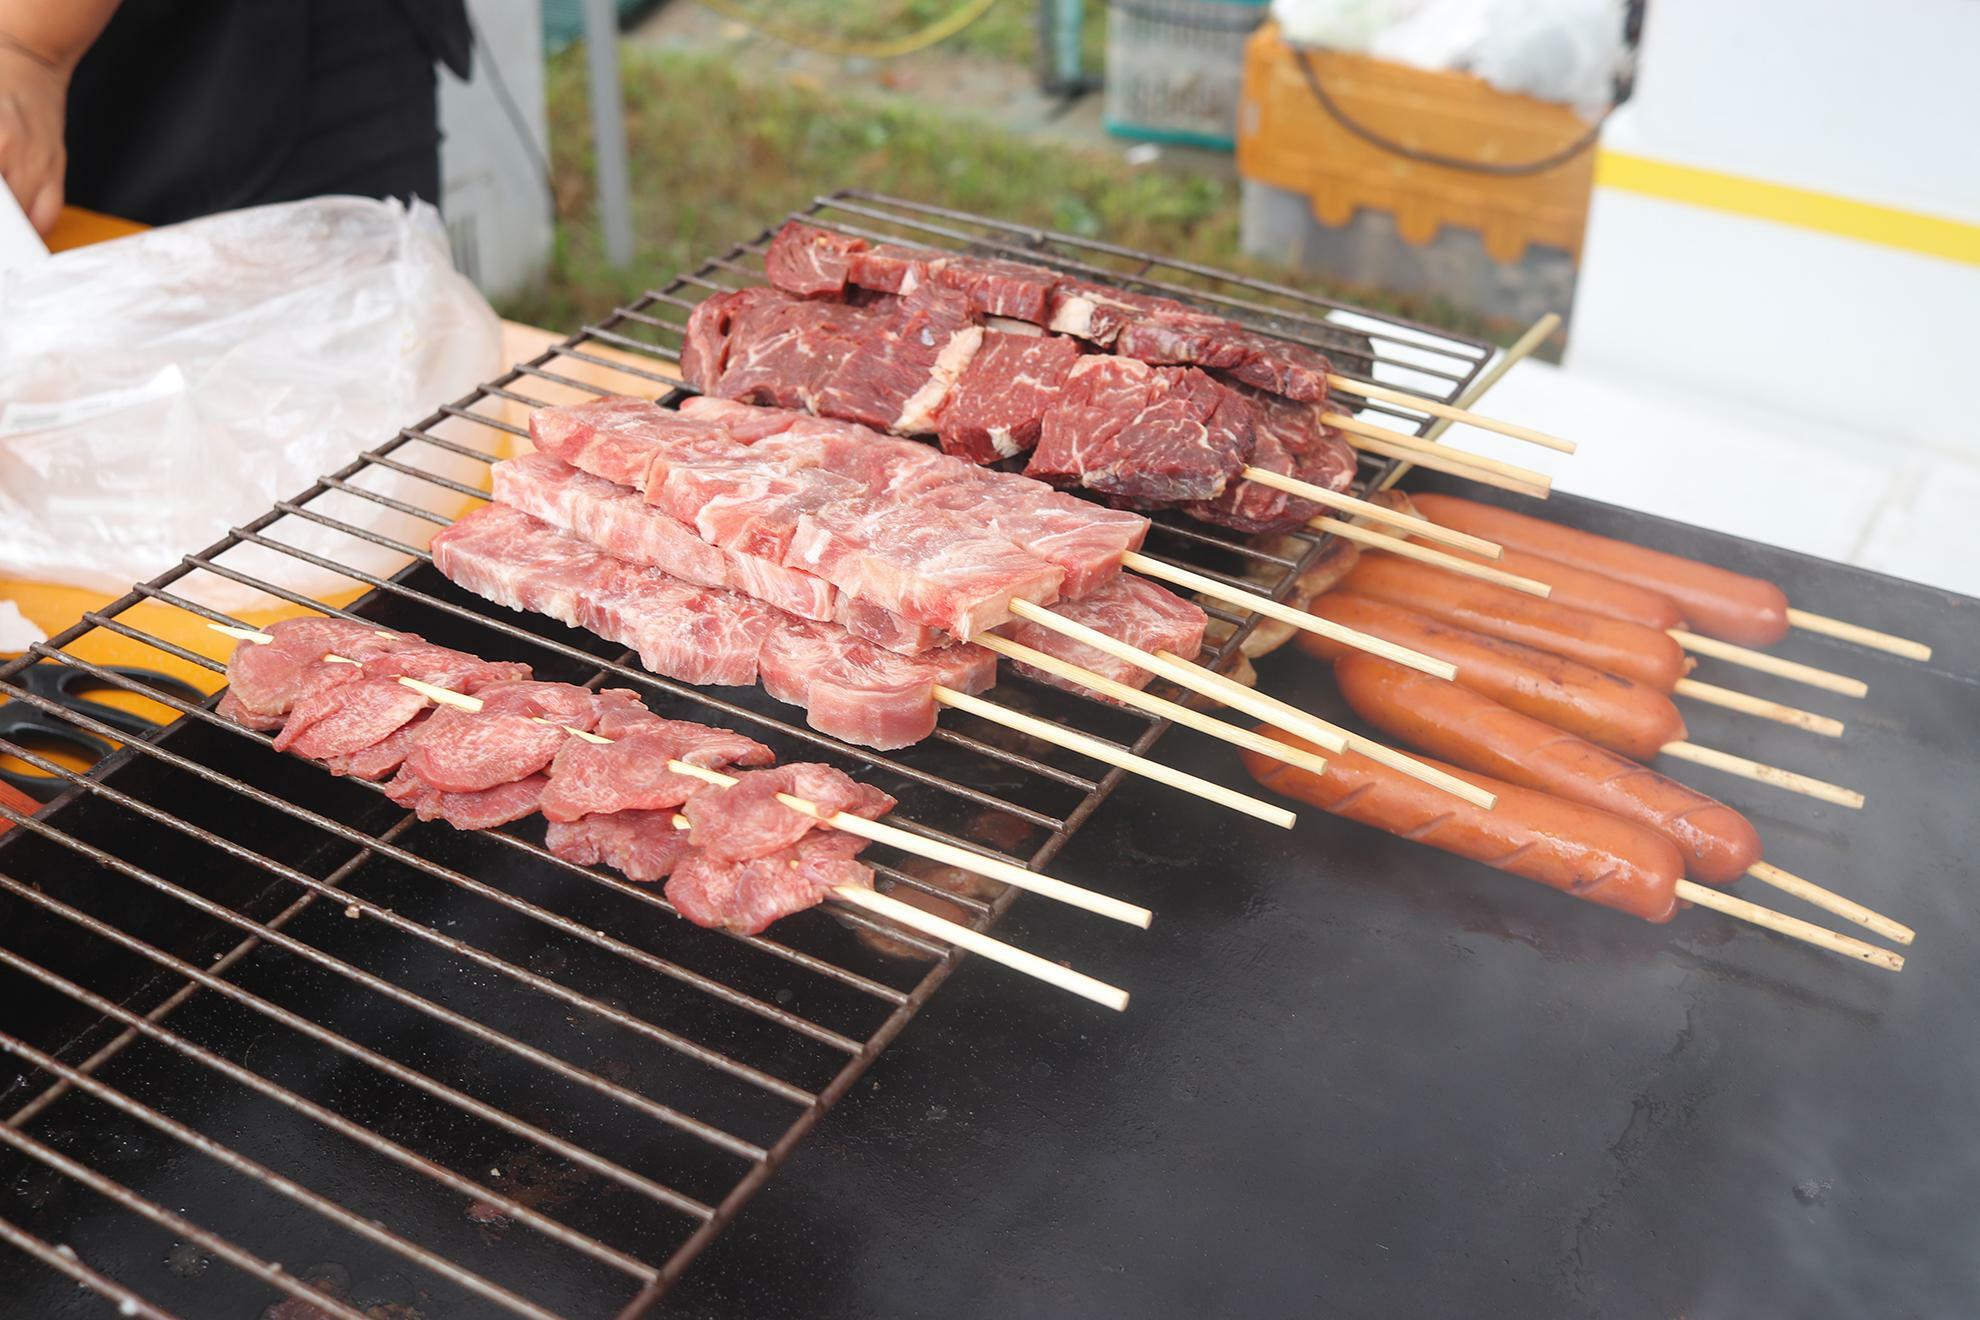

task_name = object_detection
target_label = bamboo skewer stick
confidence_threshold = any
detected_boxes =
[976,634,1334,778]
[1005,601,1354,762]
[213,625,1154,928]
[1179,658,1498,811]
[1673,679,1845,738]
[1742,861,1913,947]
[1122,553,1457,679]
[1325,373,1578,454]
[1312,519,1554,597]
[1675,880,1903,971]
[930,687,1296,828]
[1785,608,1933,662]
[1375,315,1562,494]
[1229,468,1503,556]
[1658,739,1865,810]
[660,816,1132,1010]
[1327,412,1554,495]
[1669,629,1869,699]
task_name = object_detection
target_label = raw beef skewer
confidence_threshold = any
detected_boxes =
[527,395,1452,679]
[214,619,1152,944]
[426,504,1299,824]
[760,220,1576,455]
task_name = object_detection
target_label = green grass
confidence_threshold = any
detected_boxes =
[685,0,1103,68]
[498,46,1497,345]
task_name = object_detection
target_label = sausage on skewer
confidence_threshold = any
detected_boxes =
[1239,735,1683,922]
[1301,594,1688,761]
[1336,552,1692,690]
[1411,493,1790,648]
[1332,654,1759,885]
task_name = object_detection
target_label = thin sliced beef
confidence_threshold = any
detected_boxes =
[665,830,873,935]
[273,679,430,759]
[1028,358,1251,503]
[473,680,637,731]
[358,645,531,694]
[537,713,772,823]
[528,395,738,490]
[763,222,864,298]
[934,330,1083,463]
[432,504,776,687]
[788,498,1065,640]
[544,810,693,883]
[399,704,573,793]
[813,283,979,434]
[682,763,895,861]
[323,709,431,780]
[385,769,548,829]
[224,616,404,718]
[495,452,840,621]
[1003,574,1207,699]
[216,689,284,731]
[757,621,994,749]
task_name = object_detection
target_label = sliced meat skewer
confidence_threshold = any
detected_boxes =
[427,503,1303,824]
[762,220,1578,457]
[536,395,1456,678]
[213,622,1154,932]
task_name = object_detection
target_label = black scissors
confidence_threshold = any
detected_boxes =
[0,660,207,801]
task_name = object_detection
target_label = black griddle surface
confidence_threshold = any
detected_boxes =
[661,483,1980,1319]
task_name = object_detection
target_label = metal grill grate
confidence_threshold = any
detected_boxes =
[0,192,1491,1317]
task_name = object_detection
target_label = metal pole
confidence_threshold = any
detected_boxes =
[580,0,635,268]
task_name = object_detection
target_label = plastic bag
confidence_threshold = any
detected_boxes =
[0,196,502,611]
[1272,0,1623,116]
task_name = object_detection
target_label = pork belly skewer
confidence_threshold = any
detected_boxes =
[512,402,1426,764]
[212,622,1153,931]
[427,503,1301,827]
[644,393,1458,677]
[761,220,1578,458]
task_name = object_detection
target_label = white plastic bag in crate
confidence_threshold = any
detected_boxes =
[0,196,502,612]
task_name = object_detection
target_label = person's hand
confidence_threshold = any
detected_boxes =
[0,39,68,234]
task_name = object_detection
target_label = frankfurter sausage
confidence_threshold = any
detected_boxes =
[1338,553,1693,689]
[1411,493,1791,647]
[1240,733,1682,922]
[1302,594,1689,760]
[1333,654,1761,885]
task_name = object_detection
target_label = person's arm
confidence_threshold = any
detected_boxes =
[0,0,122,233]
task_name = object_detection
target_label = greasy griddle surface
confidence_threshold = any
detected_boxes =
[663,480,1980,1318]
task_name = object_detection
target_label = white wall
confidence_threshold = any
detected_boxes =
[1566,0,1980,451]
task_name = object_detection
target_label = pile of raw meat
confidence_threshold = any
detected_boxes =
[426,394,1209,750]
[219,616,894,934]
[679,221,1359,536]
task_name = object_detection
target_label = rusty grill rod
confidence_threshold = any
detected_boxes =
[0,712,840,1099]
[0,944,657,1282]
[0,868,715,1221]
[0,774,769,1171]
[0,1215,184,1320]
[0,1031,568,1320]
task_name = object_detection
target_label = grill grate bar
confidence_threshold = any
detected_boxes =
[0,871,716,1222]
[832,190,1490,378]
[0,787,774,1167]
[0,1033,570,1320]
[0,1216,183,1320]
[0,1094,379,1320]
[2,192,1494,1313]
[0,945,659,1282]
[0,711,849,1084]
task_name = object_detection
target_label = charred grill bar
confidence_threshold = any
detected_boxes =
[0,193,1490,1316]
